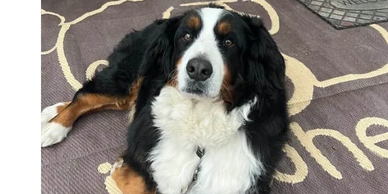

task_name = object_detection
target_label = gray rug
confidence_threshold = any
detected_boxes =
[42,0,388,193]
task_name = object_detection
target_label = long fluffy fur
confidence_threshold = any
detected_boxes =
[50,4,289,194]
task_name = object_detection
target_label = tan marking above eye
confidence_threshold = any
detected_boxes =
[218,21,231,35]
[187,15,200,29]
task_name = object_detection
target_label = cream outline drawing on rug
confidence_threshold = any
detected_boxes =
[98,162,123,194]
[41,0,144,90]
[41,0,388,192]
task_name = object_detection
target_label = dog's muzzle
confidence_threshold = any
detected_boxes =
[183,58,213,95]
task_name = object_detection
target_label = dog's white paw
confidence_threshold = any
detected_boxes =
[38,102,65,145]
[41,102,64,123]
[41,123,71,147]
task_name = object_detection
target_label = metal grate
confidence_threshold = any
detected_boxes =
[297,0,388,29]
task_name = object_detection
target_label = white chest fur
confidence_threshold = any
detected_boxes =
[148,87,264,194]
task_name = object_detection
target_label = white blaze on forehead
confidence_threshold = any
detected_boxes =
[178,8,226,97]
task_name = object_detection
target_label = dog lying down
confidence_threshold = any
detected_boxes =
[41,4,289,194]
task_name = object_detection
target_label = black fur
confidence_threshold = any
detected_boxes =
[240,15,289,194]
[75,5,288,194]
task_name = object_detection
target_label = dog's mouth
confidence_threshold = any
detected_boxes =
[181,80,209,98]
[183,88,204,95]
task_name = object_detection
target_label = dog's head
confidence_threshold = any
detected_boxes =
[141,4,285,110]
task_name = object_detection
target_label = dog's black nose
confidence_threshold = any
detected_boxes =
[186,58,213,81]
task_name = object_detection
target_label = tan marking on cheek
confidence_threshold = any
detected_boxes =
[218,22,231,35]
[168,58,181,87]
[221,64,234,104]
[112,164,156,194]
[187,15,200,29]
[176,58,182,68]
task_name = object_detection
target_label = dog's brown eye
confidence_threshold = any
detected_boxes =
[183,33,192,41]
[225,39,233,47]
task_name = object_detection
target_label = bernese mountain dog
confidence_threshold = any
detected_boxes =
[41,4,289,194]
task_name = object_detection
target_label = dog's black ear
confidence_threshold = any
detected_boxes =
[139,16,182,79]
[242,16,285,96]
